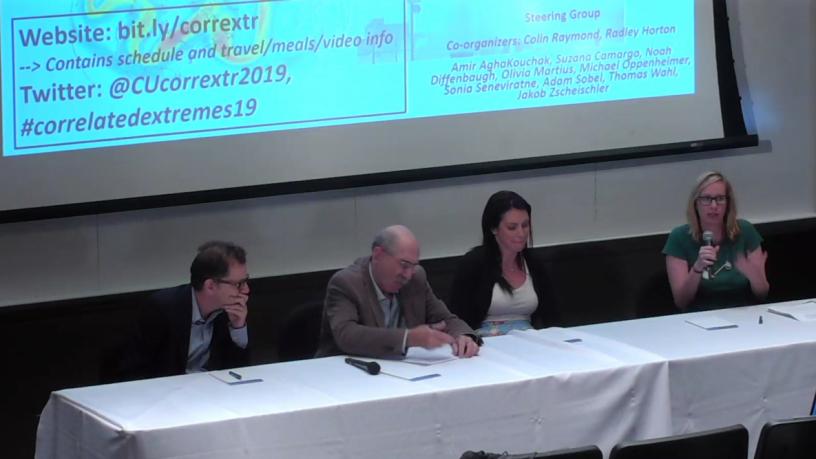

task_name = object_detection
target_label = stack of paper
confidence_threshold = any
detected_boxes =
[402,346,456,365]
[685,316,738,330]
[368,346,454,381]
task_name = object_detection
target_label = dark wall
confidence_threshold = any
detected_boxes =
[3,218,815,458]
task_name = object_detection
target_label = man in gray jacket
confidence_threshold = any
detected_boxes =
[316,225,479,358]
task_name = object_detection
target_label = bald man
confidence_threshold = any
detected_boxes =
[316,225,480,359]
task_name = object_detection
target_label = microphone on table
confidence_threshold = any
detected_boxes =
[702,230,714,280]
[345,357,381,375]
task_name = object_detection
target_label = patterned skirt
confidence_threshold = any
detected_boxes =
[476,319,533,337]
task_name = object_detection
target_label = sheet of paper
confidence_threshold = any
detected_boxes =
[768,300,816,321]
[402,345,456,365]
[374,360,442,382]
[508,328,661,364]
[685,316,738,330]
[208,370,264,385]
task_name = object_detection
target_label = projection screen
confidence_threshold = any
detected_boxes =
[0,0,755,221]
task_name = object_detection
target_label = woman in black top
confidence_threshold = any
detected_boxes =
[449,191,558,337]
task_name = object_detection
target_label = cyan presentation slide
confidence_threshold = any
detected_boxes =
[2,0,694,156]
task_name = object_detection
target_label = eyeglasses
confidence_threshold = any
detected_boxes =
[396,258,420,271]
[384,250,419,271]
[696,195,727,206]
[214,277,250,289]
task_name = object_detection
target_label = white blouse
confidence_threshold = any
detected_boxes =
[485,267,538,322]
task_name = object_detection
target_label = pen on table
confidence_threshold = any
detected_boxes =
[228,370,243,380]
[758,315,763,325]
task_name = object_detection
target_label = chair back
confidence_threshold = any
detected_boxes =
[610,425,748,459]
[460,445,601,459]
[277,301,323,362]
[754,416,816,459]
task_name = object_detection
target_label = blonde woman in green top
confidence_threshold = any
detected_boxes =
[663,171,769,311]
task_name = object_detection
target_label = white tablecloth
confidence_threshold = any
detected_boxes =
[36,330,670,459]
[35,300,816,458]
[575,302,816,457]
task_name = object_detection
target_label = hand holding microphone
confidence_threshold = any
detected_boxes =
[695,230,719,279]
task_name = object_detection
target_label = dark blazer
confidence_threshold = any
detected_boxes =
[115,284,249,381]
[315,256,476,358]
[449,246,560,330]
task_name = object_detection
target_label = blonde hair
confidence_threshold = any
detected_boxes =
[685,171,740,242]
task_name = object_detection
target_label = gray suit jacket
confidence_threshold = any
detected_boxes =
[315,256,475,358]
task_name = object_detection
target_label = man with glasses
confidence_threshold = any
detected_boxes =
[316,225,480,358]
[115,241,251,380]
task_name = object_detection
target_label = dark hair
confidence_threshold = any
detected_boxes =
[481,191,533,293]
[190,241,247,290]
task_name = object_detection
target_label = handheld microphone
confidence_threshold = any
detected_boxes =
[702,230,714,279]
[344,357,381,375]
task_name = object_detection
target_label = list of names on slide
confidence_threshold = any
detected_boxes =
[408,0,693,115]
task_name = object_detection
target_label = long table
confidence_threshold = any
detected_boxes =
[35,301,816,458]
[576,302,816,456]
